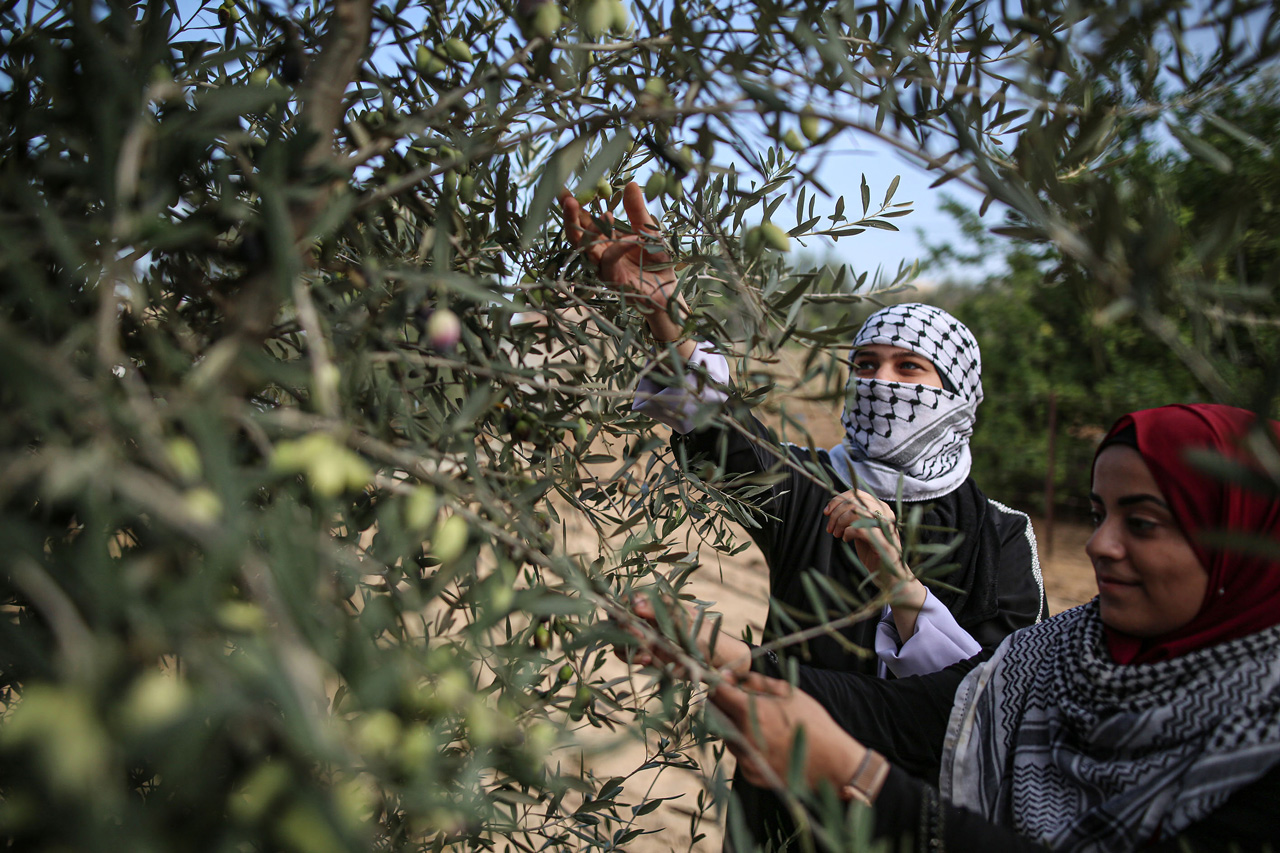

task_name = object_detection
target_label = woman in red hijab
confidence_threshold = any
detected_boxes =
[694,404,1280,851]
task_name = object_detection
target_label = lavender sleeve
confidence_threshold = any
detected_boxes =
[630,340,730,434]
[875,590,982,678]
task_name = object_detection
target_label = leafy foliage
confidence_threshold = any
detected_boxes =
[1,0,1278,851]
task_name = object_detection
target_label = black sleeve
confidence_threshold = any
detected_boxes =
[671,409,797,557]
[965,507,1048,652]
[869,763,1280,852]
[870,766,1050,850]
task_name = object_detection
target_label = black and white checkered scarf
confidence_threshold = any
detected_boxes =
[828,303,983,501]
[940,601,1280,851]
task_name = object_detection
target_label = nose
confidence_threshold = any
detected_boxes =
[873,364,896,382]
[1085,517,1123,564]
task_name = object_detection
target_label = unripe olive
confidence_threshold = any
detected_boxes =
[643,77,668,98]
[760,222,791,252]
[458,174,476,204]
[442,38,473,63]
[581,0,611,38]
[431,515,469,564]
[782,128,806,152]
[425,308,461,351]
[608,0,630,32]
[667,173,684,199]
[574,181,599,204]
[121,672,192,731]
[183,488,223,523]
[308,455,348,497]
[743,226,764,256]
[249,68,271,87]
[595,177,613,201]
[165,437,202,482]
[517,418,536,442]
[800,111,822,142]
[644,171,665,201]
[557,664,574,682]
[533,626,552,650]
[532,2,563,38]
[416,44,447,75]
[404,486,438,534]
[217,1,240,26]
[354,710,402,758]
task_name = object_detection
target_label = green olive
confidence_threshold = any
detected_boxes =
[532,2,562,38]
[800,111,822,142]
[581,0,611,38]
[458,174,476,203]
[608,0,630,32]
[644,171,666,201]
[416,45,447,75]
[760,222,790,252]
[442,38,473,63]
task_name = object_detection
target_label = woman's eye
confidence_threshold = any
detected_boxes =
[1126,517,1158,534]
[1088,511,1103,529]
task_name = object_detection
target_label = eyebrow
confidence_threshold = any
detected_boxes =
[851,350,925,361]
[1088,492,1170,509]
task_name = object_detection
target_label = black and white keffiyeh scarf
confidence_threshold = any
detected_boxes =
[828,303,983,501]
[940,602,1280,852]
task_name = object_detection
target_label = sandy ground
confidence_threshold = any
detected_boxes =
[550,376,1100,852]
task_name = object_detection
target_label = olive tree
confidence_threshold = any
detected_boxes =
[1,0,1276,851]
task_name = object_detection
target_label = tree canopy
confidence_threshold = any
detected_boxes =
[2,0,1278,850]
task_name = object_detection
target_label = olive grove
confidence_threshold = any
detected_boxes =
[1,0,1278,851]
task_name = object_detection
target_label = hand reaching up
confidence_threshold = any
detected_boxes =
[560,182,691,350]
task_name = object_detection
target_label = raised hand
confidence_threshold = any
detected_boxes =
[560,182,688,348]
[822,488,927,637]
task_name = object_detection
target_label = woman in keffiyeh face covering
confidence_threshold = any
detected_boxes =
[563,185,1047,850]
[562,184,1045,679]
[704,404,1280,852]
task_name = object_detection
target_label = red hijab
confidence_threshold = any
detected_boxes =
[1097,404,1280,664]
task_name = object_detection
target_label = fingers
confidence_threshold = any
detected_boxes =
[736,670,793,698]
[559,190,609,263]
[708,677,750,725]
[826,504,860,537]
[559,191,584,246]
[622,181,659,237]
[824,490,896,538]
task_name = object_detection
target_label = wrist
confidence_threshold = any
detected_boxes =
[900,578,927,608]
[644,318,685,344]
[839,749,890,805]
[707,632,751,676]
